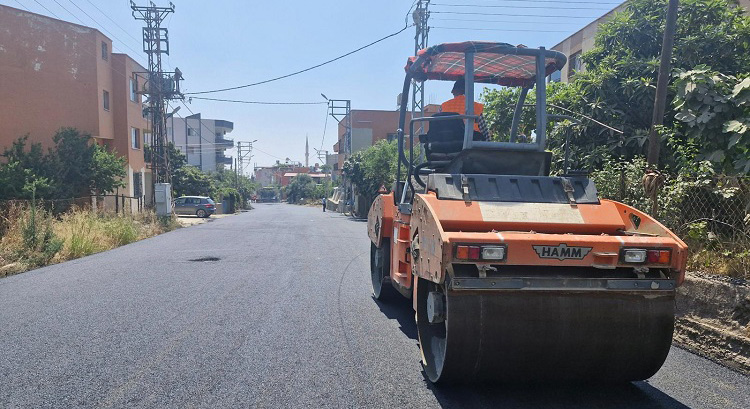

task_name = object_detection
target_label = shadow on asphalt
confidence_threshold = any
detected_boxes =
[427,381,690,409]
[374,296,417,340]
[373,298,690,409]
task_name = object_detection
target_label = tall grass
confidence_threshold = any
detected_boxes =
[0,205,180,277]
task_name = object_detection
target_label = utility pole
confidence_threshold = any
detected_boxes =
[412,1,430,136]
[645,0,679,216]
[647,0,679,168]
[131,1,183,203]
[327,99,352,201]
[236,140,256,180]
[315,148,331,197]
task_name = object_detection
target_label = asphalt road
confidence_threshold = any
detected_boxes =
[1,203,749,408]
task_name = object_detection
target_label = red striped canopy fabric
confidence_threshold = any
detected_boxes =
[406,41,566,87]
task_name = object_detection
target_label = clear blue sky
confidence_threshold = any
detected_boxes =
[7,0,621,168]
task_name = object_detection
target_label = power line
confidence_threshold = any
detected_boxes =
[252,146,285,161]
[36,0,143,64]
[431,2,614,10]
[439,0,621,3]
[185,24,413,95]
[66,0,146,64]
[430,26,569,33]
[82,0,142,43]
[319,105,329,151]
[189,97,327,105]
[23,1,143,84]
[432,11,601,18]
[431,17,583,25]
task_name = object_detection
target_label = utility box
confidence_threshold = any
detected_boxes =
[155,183,172,216]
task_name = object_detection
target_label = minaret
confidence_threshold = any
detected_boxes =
[305,134,309,168]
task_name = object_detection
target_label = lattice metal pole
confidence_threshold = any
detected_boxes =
[131,1,183,203]
[412,0,430,137]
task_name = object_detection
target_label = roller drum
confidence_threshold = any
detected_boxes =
[417,279,675,384]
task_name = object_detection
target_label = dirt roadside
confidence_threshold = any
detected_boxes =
[674,272,750,375]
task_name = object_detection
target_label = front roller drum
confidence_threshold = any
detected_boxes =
[416,278,675,384]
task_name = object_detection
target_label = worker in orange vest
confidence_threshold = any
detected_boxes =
[440,79,484,133]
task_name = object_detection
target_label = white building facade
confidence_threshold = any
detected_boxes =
[167,114,234,173]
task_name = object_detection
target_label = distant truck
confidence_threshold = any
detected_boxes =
[258,187,280,203]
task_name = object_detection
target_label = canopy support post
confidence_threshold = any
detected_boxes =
[463,51,475,150]
[510,87,530,143]
[535,47,547,151]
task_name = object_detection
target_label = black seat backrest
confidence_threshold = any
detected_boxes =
[421,112,464,164]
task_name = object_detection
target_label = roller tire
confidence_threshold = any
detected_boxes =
[370,241,398,301]
[416,276,675,384]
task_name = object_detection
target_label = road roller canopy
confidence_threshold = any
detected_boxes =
[405,41,566,88]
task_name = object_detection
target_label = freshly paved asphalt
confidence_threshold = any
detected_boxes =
[1,203,749,408]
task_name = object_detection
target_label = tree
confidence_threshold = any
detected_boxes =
[343,139,398,207]
[0,129,126,200]
[673,68,750,173]
[172,166,214,197]
[481,0,750,173]
[285,174,315,203]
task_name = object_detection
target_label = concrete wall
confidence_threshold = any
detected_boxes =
[0,5,104,147]
[0,5,152,212]
[111,53,149,211]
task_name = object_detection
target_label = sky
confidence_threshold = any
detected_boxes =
[4,0,623,169]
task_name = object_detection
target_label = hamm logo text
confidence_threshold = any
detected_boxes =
[533,244,592,261]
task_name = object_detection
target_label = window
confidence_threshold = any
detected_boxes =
[387,133,398,142]
[143,131,151,146]
[133,172,142,196]
[568,51,583,78]
[188,128,197,137]
[102,90,110,111]
[187,146,198,155]
[130,77,138,102]
[101,41,108,60]
[131,127,140,149]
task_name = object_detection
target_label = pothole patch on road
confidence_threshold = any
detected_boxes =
[189,256,221,262]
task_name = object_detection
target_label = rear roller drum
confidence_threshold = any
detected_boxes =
[370,241,397,301]
[416,277,676,384]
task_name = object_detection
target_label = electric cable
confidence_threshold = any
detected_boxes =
[185,24,413,95]
[82,0,142,43]
[66,0,147,66]
[437,0,620,4]
[319,105,329,151]
[23,1,144,86]
[430,26,569,33]
[189,97,328,105]
[432,11,600,18]
[431,17,582,25]
[431,2,614,10]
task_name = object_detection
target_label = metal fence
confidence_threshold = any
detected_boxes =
[602,175,750,279]
[0,194,146,215]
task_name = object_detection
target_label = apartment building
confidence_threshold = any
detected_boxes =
[551,0,750,83]
[0,5,150,210]
[167,115,234,173]
[332,104,440,178]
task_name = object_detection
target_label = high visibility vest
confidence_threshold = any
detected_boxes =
[440,95,484,132]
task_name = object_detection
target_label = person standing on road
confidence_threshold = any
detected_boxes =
[322,197,327,212]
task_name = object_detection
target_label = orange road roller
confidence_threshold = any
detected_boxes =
[367,42,687,384]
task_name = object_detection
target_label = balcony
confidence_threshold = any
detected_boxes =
[216,155,233,165]
[215,136,234,149]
